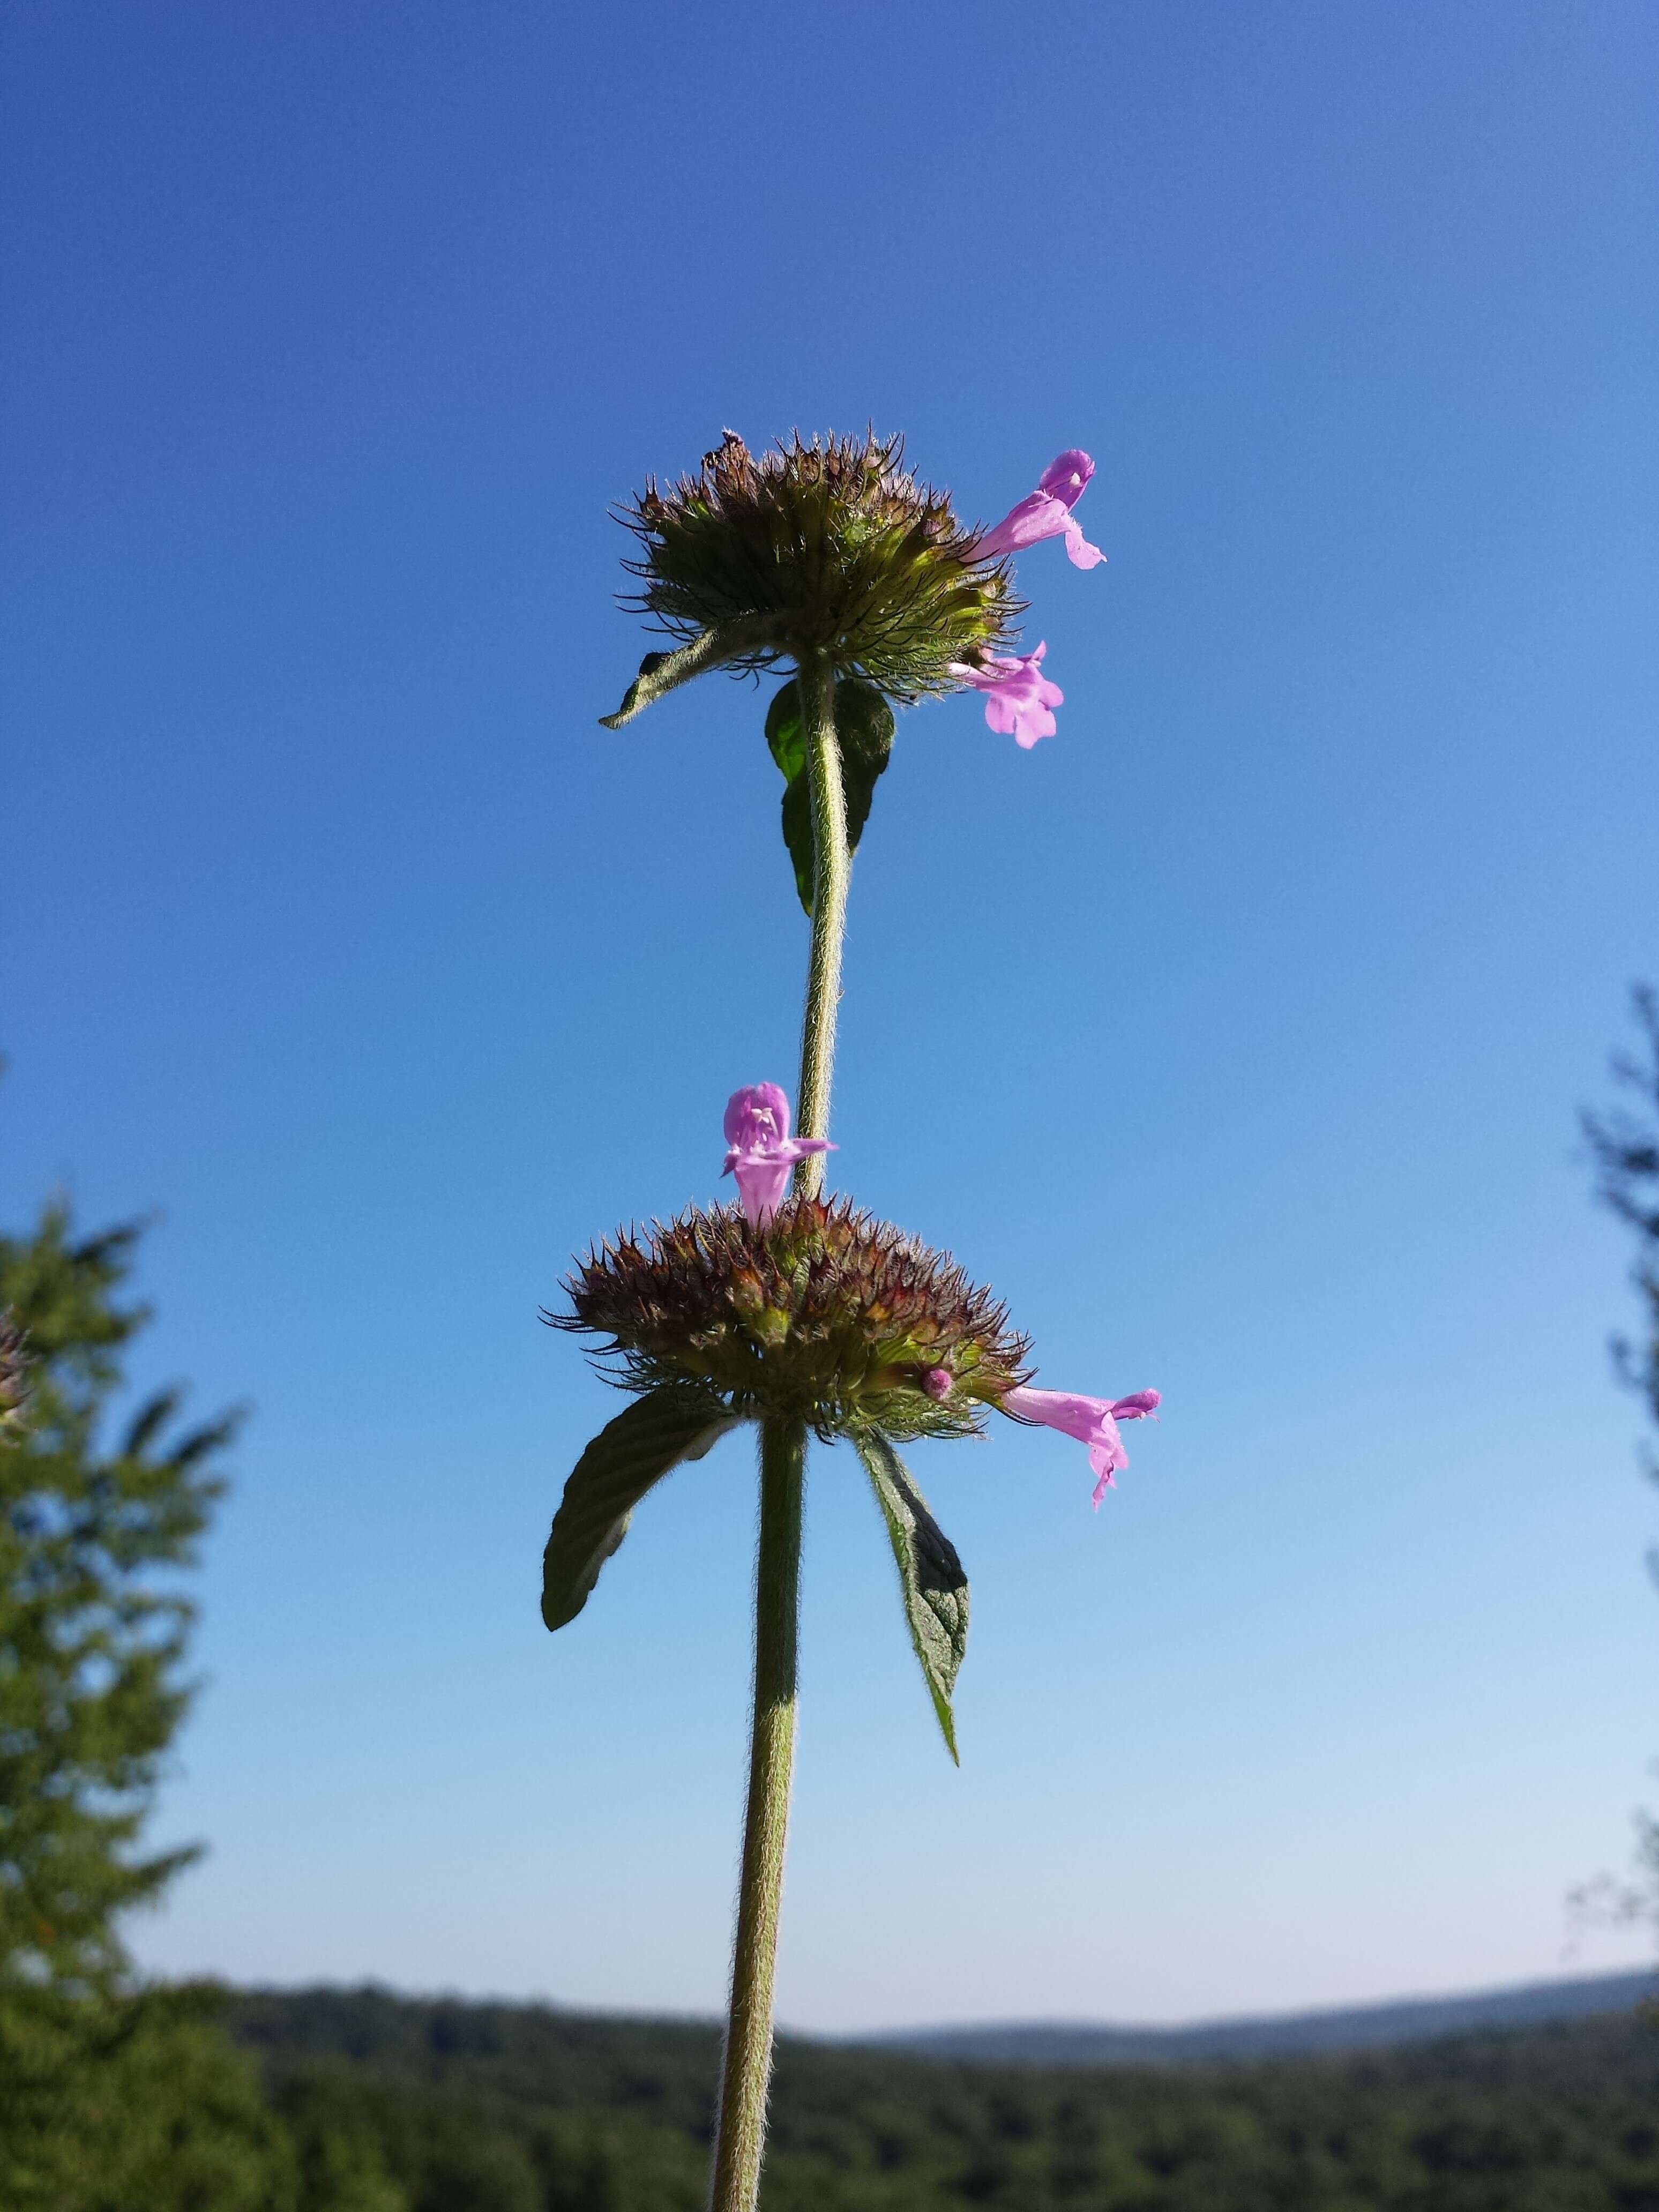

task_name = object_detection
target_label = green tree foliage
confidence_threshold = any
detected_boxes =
[0,1206,237,1999]
[226,1985,1659,2212]
[0,1197,295,2208]
[6,1984,297,2211]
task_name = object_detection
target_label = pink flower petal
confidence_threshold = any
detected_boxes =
[1038,450,1095,508]
[974,452,1104,570]
[724,1083,792,1150]
[1062,514,1107,570]
[1000,1380,1160,1505]
[952,644,1063,749]
[974,492,1071,563]
[721,1085,834,1226]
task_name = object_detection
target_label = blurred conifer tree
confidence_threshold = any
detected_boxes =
[0,1193,295,2208]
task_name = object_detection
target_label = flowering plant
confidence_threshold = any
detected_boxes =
[543,430,1157,2212]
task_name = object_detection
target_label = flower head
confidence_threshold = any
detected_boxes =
[614,430,1020,708]
[975,449,1105,571]
[999,1383,1161,1506]
[948,642,1064,748]
[551,1197,1033,1443]
[722,1083,833,1226]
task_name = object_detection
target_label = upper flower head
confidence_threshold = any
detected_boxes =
[999,1382,1161,1506]
[614,430,1020,707]
[948,642,1064,749]
[974,450,1105,572]
[551,1197,1032,1443]
[721,1083,833,1227]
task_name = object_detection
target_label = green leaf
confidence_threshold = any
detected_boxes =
[764,679,808,783]
[542,1391,737,1631]
[851,1430,969,1762]
[765,678,896,914]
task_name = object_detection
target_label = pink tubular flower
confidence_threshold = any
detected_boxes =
[721,1084,834,1227]
[1000,1384,1161,1507]
[974,449,1105,571]
[947,642,1064,749]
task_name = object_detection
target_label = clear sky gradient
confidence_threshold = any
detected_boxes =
[4,1,1657,2030]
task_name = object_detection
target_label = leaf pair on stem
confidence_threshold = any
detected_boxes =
[541,1387,967,1759]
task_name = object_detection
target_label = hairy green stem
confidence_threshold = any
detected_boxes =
[598,616,782,730]
[708,654,848,2211]
[791,648,848,1182]
[707,1416,805,2212]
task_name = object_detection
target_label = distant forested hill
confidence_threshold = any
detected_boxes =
[871,1967,1656,2065]
[223,1983,1659,2211]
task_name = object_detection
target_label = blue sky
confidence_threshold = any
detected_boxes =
[3,0,1657,2030]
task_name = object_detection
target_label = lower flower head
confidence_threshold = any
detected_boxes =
[550,1198,1032,1443]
